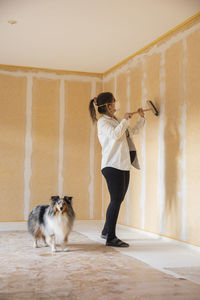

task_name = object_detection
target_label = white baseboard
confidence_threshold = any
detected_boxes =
[0,220,103,231]
[0,222,27,231]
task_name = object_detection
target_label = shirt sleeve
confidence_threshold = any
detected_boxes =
[131,117,145,135]
[98,118,129,140]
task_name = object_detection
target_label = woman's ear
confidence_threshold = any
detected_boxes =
[106,103,111,111]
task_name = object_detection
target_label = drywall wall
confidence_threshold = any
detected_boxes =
[0,67,102,221]
[102,16,200,246]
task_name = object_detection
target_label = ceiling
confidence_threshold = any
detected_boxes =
[0,0,200,74]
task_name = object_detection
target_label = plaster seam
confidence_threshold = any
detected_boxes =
[89,80,96,219]
[158,52,166,235]
[126,72,131,225]
[140,60,147,229]
[179,38,187,241]
[58,79,65,196]
[0,70,102,82]
[24,74,32,220]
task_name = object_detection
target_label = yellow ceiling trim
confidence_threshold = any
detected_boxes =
[103,11,200,76]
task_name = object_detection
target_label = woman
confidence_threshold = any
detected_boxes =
[89,92,145,247]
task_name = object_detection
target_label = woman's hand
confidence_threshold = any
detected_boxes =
[137,108,145,118]
[124,113,134,120]
[124,108,145,120]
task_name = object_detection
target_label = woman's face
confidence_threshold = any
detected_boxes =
[107,98,117,115]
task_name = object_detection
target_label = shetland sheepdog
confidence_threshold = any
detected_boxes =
[28,195,75,252]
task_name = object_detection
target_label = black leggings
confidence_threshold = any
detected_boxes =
[101,167,130,241]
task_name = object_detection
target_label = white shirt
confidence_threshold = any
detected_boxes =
[97,114,145,171]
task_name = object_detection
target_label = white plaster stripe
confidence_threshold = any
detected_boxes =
[88,81,96,219]
[24,75,33,220]
[179,38,187,241]
[89,122,95,219]
[58,79,65,196]
[158,52,166,234]
[126,72,131,225]
[0,69,102,82]
[140,60,147,229]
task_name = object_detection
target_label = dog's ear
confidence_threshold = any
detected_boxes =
[64,196,72,203]
[51,195,59,202]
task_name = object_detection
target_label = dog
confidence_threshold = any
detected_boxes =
[28,195,75,252]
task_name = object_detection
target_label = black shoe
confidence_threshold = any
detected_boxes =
[101,233,108,239]
[106,237,129,248]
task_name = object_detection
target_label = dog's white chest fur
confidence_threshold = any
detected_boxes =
[45,214,69,244]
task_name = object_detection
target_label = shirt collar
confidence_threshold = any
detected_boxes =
[102,114,112,119]
[102,114,119,121]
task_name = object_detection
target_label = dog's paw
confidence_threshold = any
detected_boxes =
[51,247,57,253]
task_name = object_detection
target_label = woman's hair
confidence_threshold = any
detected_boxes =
[89,92,114,122]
